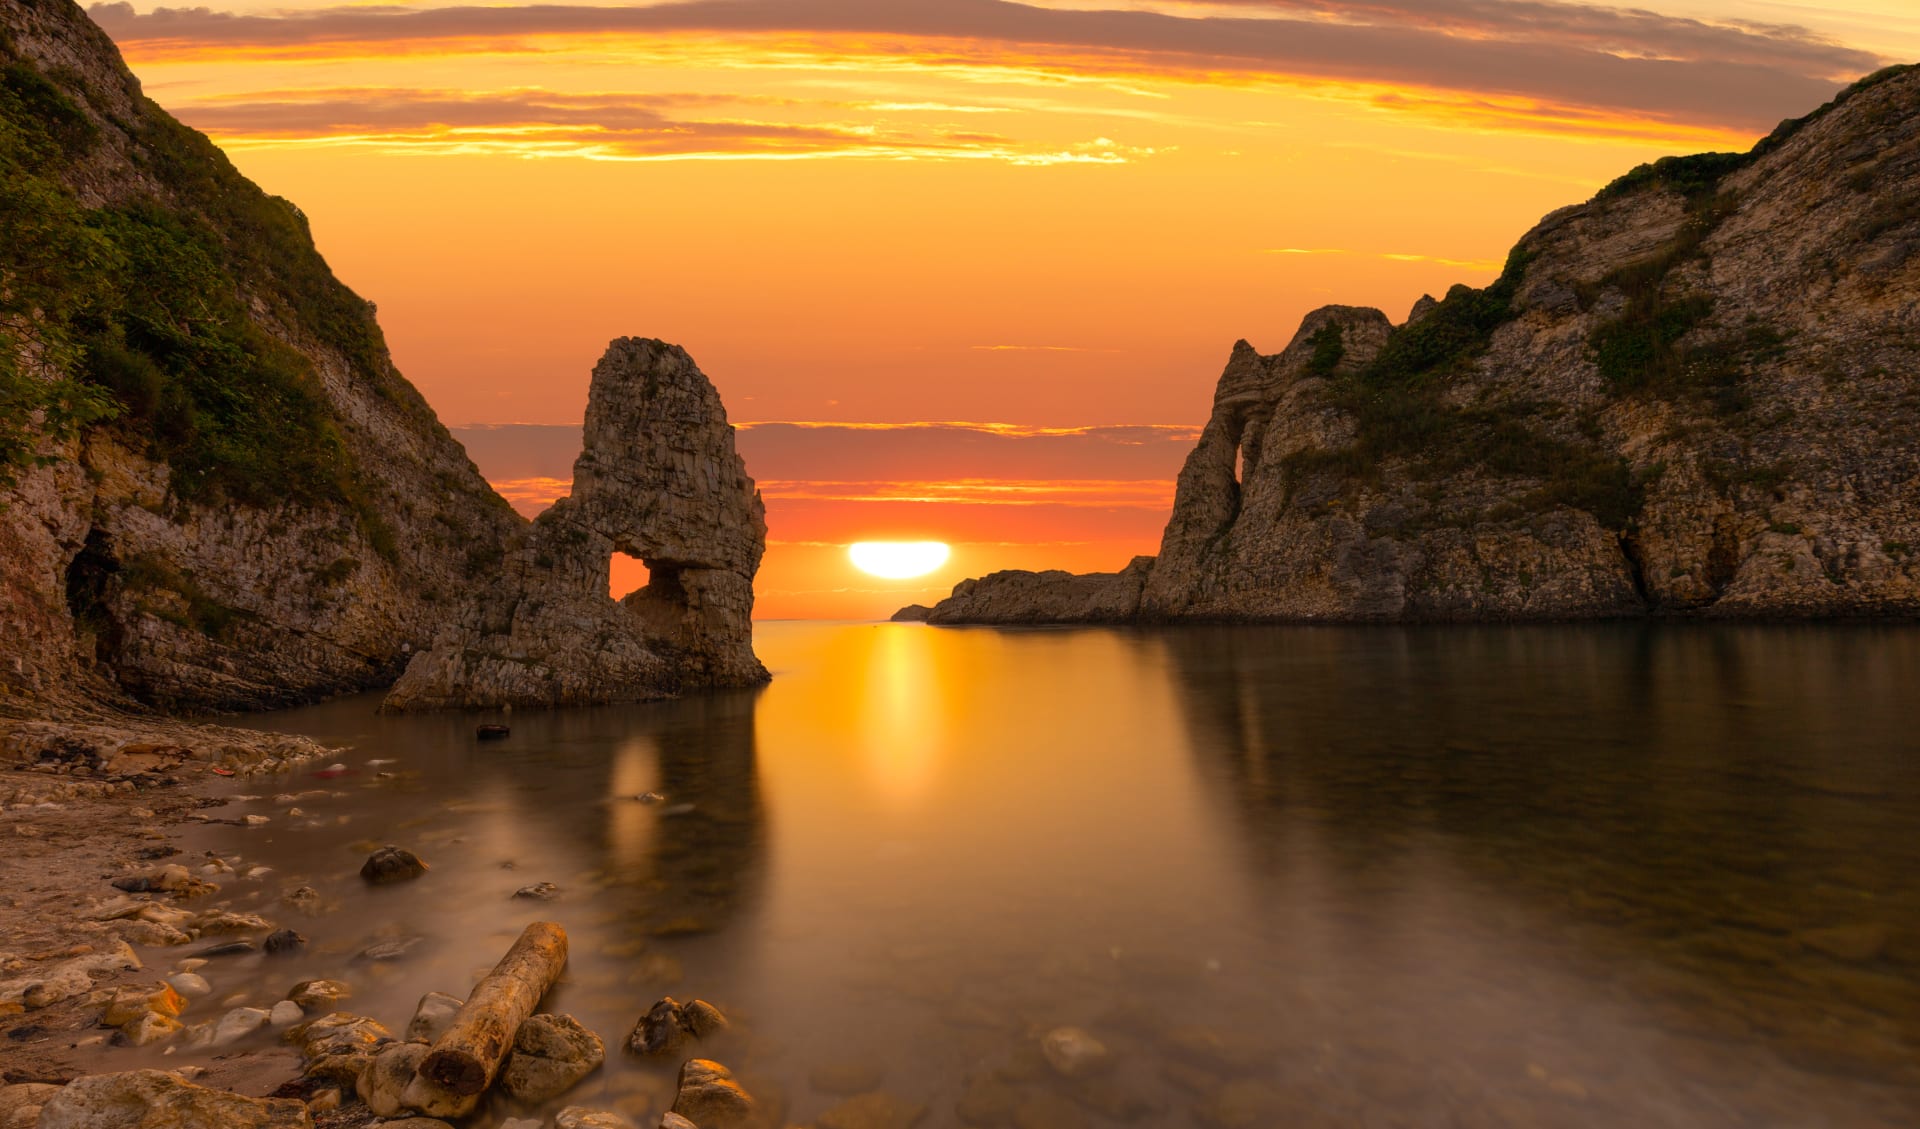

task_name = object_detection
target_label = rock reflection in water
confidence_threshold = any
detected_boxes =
[171,622,1919,1129]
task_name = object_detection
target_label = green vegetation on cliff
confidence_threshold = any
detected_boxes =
[0,36,405,552]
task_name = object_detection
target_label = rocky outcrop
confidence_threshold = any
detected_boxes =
[923,556,1156,625]
[918,64,1920,624]
[383,339,767,710]
[0,0,521,713]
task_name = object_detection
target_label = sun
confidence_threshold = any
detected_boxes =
[849,541,951,579]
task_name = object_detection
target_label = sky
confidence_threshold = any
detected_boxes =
[90,0,1918,617]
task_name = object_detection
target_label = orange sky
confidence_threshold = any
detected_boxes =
[91,0,1917,617]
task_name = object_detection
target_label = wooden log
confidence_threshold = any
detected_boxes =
[418,921,568,1095]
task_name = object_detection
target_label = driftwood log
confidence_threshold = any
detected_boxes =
[418,921,569,1095]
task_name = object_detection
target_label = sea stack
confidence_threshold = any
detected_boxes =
[383,338,769,710]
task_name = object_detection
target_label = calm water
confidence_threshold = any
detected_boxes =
[169,622,1919,1127]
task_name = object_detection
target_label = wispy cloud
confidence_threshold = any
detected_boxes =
[164,85,1153,162]
[1262,247,1506,270]
[88,0,1880,133]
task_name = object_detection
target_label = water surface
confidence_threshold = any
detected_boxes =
[179,623,1920,1127]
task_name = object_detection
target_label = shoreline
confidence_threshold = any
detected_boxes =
[0,713,333,1098]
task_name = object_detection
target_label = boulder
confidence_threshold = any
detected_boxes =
[287,979,352,1013]
[212,1006,272,1046]
[289,1011,396,1058]
[670,1059,756,1128]
[626,996,726,1057]
[356,1041,429,1119]
[405,991,464,1043]
[37,1071,311,1128]
[501,1012,606,1104]
[361,846,428,884]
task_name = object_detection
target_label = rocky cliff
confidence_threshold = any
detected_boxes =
[0,0,525,712]
[383,338,769,710]
[919,63,1920,625]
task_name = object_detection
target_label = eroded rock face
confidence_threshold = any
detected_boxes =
[384,339,768,710]
[0,1,523,714]
[920,66,1920,625]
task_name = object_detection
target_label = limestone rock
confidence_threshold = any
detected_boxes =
[357,1041,429,1119]
[888,604,932,622]
[922,68,1920,625]
[288,979,352,1013]
[670,1059,756,1128]
[37,1071,312,1129]
[405,990,464,1043]
[385,338,769,710]
[213,1005,272,1046]
[500,1012,606,1104]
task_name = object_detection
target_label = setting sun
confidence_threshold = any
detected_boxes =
[848,541,952,580]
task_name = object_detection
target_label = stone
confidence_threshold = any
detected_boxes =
[1040,1026,1111,1077]
[405,990,464,1043]
[658,1116,696,1129]
[282,887,324,914]
[213,1005,273,1045]
[102,983,186,1026]
[0,940,139,1009]
[361,846,428,884]
[356,1041,429,1119]
[384,337,770,711]
[290,1012,396,1058]
[556,1110,637,1129]
[36,1071,312,1128]
[270,1000,305,1026]
[264,929,308,955]
[809,1060,886,1096]
[116,1011,184,1047]
[501,1012,606,1104]
[189,909,271,935]
[816,1091,927,1129]
[627,996,692,1057]
[305,1089,341,1115]
[288,979,353,1013]
[514,882,560,900]
[166,972,211,998]
[670,1059,756,1128]
[381,1121,455,1129]
[397,1071,481,1121]
[682,998,728,1038]
[193,940,255,958]
[0,1084,61,1129]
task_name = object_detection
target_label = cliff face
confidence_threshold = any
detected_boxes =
[0,0,523,712]
[383,338,769,711]
[919,64,1920,625]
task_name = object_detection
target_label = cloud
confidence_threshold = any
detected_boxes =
[164,85,1149,162]
[87,0,1882,132]
[455,420,1201,487]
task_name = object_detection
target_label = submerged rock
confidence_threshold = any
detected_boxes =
[627,996,727,1057]
[1041,1026,1112,1078]
[264,928,308,955]
[287,979,352,1014]
[384,338,770,711]
[361,846,428,885]
[37,1071,311,1128]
